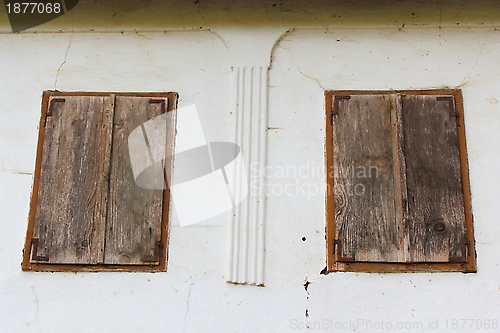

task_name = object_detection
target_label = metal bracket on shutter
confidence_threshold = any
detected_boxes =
[44,98,65,126]
[332,95,351,124]
[149,99,167,114]
[436,96,458,119]
[449,241,468,263]
[333,95,351,115]
[141,240,162,263]
[30,238,49,262]
[333,239,355,262]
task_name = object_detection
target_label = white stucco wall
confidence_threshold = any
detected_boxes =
[267,27,500,331]
[1,1,500,332]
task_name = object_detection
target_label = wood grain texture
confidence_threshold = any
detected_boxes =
[401,95,467,262]
[32,96,113,264]
[327,90,475,272]
[103,96,166,265]
[394,96,411,261]
[333,94,402,262]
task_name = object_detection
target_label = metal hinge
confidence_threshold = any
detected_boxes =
[449,240,468,263]
[333,239,355,262]
[331,95,350,125]
[44,98,65,126]
[436,96,458,119]
[30,238,49,262]
[149,99,167,114]
[141,240,163,263]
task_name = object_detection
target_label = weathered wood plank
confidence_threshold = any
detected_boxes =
[401,95,467,262]
[103,97,167,265]
[333,94,402,262]
[32,96,113,264]
[394,95,411,261]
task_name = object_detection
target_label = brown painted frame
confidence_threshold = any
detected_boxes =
[22,91,178,272]
[325,89,476,273]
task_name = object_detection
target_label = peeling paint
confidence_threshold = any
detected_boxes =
[303,278,313,318]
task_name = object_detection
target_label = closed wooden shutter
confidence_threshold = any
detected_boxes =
[103,96,167,265]
[401,95,467,262]
[25,92,174,271]
[332,94,401,262]
[31,96,113,264]
[330,91,472,268]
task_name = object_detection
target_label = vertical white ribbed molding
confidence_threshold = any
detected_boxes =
[227,66,268,286]
[216,27,287,287]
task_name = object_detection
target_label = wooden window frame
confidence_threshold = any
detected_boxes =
[325,89,476,273]
[22,91,177,272]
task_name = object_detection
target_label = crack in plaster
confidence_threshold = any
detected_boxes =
[183,278,196,333]
[303,278,313,318]
[289,51,326,91]
[280,33,326,91]
[196,32,216,70]
[31,286,43,333]
[270,28,293,69]
[441,34,465,71]
[461,30,489,85]
[277,3,286,30]
[437,0,443,28]
[195,0,207,26]
[54,18,74,91]
[320,266,331,275]
[302,275,326,318]
[134,30,151,40]
[0,166,32,175]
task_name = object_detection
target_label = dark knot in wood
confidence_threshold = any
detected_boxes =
[433,220,447,233]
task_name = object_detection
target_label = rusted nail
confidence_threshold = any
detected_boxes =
[114,120,123,129]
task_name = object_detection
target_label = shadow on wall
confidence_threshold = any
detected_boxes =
[2,0,500,32]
